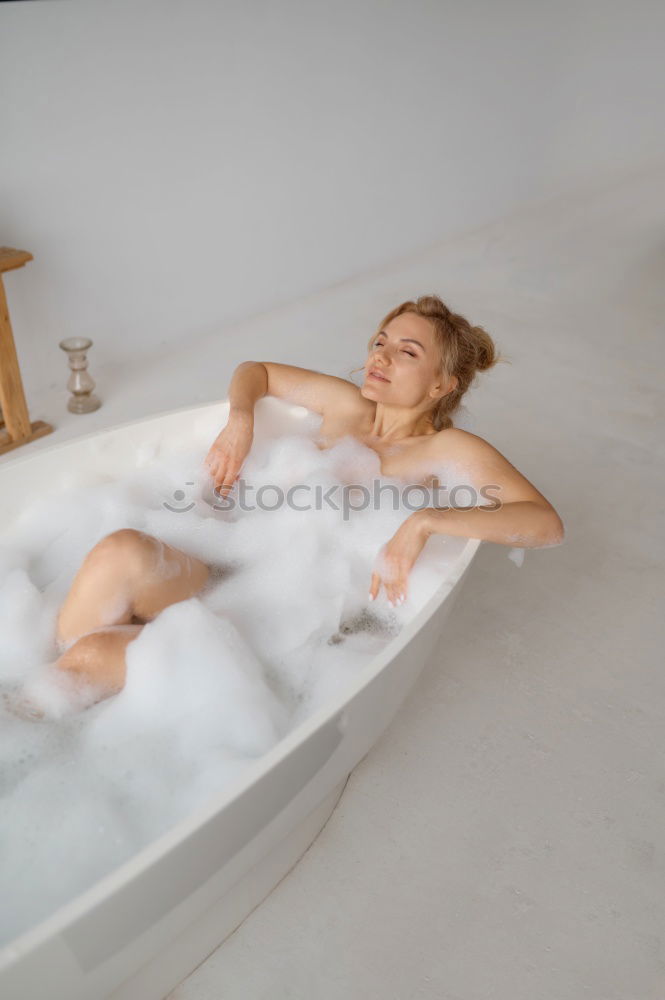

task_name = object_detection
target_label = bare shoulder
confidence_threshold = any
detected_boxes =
[424,427,557,509]
[426,427,509,464]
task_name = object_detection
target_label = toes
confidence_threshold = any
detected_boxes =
[3,688,45,722]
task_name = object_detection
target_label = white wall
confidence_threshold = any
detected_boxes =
[1,0,664,395]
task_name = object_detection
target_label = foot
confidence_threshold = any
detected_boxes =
[2,663,107,721]
[3,687,47,722]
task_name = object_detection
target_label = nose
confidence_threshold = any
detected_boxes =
[370,347,390,370]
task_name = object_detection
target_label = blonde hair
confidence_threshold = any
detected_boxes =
[349,294,508,430]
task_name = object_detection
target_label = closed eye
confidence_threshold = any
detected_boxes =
[371,338,417,358]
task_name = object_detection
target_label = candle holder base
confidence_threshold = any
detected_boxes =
[67,393,102,415]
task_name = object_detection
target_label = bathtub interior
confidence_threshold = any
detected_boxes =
[0,397,481,962]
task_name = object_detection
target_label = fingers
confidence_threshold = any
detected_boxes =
[368,572,407,608]
[204,420,254,499]
[215,468,237,497]
[204,452,241,497]
[371,543,411,608]
[387,579,407,607]
[216,477,238,499]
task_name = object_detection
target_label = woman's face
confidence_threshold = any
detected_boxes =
[360,313,454,410]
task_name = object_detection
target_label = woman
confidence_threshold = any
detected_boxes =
[49,294,564,704]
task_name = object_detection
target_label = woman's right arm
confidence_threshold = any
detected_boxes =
[227,360,269,421]
[204,360,358,494]
[204,362,265,495]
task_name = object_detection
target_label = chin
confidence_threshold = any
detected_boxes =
[360,380,386,399]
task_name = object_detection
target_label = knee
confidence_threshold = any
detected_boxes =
[56,626,142,684]
[98,528,149,550]
[89,529,154,572]
[56,629,112,674]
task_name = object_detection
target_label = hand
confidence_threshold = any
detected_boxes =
[204,412,254,497]
[369,509,432,607]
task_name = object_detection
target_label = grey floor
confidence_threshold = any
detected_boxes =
[4,163,664,999]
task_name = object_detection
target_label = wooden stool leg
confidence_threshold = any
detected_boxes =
[0,250,54,455]
[0,274,32,440]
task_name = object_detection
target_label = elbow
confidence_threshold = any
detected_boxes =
[538,506,565,547]
[507,504,564,548]
[237,360,268,389]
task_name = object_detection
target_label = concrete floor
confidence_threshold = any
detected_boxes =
[3,162,664,998]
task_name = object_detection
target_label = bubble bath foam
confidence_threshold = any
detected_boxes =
[0,397,481,1000]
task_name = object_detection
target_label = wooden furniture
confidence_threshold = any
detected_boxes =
[0,246,54,454]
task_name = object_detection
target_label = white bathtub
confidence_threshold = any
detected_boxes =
[0,398,481,1000]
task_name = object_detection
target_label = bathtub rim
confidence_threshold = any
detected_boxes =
[0,395,315,483]
[0,398,483,964]
[0,397,229,469]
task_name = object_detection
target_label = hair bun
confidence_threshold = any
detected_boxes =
[473,326,497,372]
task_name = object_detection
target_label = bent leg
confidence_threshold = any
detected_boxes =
[128,531,211,622]
[55,624,145,699]
[5,624,146,721]
[56,529,211,650]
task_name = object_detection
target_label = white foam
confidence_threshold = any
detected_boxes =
[508,546,526,567]
[0,428,469,945]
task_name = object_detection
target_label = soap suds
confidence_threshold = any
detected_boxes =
[0,426,469,945]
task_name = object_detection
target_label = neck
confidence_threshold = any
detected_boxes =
[368,403,436,442]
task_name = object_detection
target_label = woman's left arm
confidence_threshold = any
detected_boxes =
[420,497,564,547]
[369,431,564,606]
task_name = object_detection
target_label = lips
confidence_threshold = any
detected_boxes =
[368,369,390,383]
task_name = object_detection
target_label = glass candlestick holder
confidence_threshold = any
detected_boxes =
[58,337,102,414]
